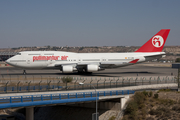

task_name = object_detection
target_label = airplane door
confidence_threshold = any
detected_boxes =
[101,57,106,62]
[27,59,30,64]
[78,57,81,63]
[26,55,31,64]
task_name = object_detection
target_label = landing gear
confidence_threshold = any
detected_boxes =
[77,70,92,75]
[23,70,26,75]
[84,69,92,74]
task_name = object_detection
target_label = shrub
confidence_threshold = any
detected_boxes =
[175,58,180,62]
[141,107,147,119]
[122,115,128,120]
[154,93,159,99]
[158,89,171,92]
[160,117,168,120]
[125,100,138,114]
[109,116,116,120]
[134,92,146,105]
[149,98,155,102]
[128,111,138,120]
[168,99,175,105]
[139,103,145,109]
[149,91,153,97]
[146,117,155,120]
[178,100,180,104]
[61,76,73,83]
[149,109,156,115]
[142,90,148,97]
[157,107,171,118]
[172,105,180,112]
[150,103,155,107]
[156,107,169,113]
[149,108,162,116]
[149,107,171,118]
[158,99,175,105]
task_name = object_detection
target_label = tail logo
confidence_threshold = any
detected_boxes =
[152,35,164,48]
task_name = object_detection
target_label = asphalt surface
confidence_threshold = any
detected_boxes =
[0,63,177,78]
[0,63,177,94]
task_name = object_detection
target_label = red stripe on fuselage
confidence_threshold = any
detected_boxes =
[129,59,139,63]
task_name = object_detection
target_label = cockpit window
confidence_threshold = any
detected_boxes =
[16,53,21,55]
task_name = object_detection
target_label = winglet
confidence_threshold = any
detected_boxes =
[135,29,170,52]
[129,59,139,63]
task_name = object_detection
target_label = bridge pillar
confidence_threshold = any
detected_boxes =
[99,102,115,109]
[121,95,129,109]
[26,107,34,120]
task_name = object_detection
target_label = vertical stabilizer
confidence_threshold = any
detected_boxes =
[135,29,170,52]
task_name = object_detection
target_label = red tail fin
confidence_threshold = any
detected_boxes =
[135,29,170,52]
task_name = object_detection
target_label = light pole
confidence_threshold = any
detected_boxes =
[79,82,98,120]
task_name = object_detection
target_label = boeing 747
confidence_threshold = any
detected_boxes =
[6,29,170,74]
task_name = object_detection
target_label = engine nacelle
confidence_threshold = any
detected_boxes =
[62,66,73,73]
[87,65,99,72]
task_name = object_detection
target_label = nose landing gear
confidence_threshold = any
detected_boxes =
[23,70,26,75]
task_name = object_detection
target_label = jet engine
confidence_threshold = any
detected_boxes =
[62,66,73,73]
[87,65,99,72]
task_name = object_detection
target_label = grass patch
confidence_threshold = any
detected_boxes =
[108,116,116,120]
[158,89,172,92]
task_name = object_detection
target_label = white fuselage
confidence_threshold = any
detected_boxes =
[6,51,165,73]
[5,29,170,73]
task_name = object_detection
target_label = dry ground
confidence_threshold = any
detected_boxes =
[123,90,180,120]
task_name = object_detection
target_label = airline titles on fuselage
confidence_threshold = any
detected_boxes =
[33,55,68,62]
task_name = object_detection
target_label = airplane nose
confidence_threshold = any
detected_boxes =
[5,56,19,67]
[5,59,10,64]
[5,58,13,66]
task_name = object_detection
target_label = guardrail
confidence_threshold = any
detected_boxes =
[0,90,135,109]
[0,76,176,93]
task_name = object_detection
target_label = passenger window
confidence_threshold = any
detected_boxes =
[17,53,21,55]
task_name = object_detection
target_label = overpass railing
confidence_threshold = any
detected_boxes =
[0,90,134,109]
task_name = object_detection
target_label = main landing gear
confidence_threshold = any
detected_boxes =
[23,70,27,75]
[77,69,92,75]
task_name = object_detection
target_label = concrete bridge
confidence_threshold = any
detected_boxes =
[0,90,134,120]
[0,83,177,120]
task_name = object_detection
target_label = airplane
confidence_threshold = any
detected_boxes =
[6,29,170,74]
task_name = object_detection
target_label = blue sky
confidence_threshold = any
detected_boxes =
[0,0,179,48]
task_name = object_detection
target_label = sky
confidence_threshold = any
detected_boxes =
[0,0,180,48]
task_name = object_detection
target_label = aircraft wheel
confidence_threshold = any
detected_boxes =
[77,71,92,75]
[23,70,26,75]
[85,72,92,74]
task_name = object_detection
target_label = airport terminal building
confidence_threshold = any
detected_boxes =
[0,52,16,61]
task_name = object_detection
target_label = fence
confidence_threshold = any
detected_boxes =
[0,75,176,93]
